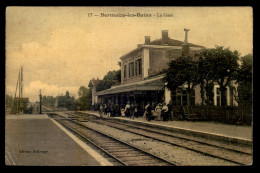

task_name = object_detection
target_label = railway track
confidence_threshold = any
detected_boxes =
[48,113,176,166]
[44,109,252,166]
[66,111,252,166]
[87,117,252,166]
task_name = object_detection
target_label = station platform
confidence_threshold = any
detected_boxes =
[5,114,113,166]
[80,110,253,146]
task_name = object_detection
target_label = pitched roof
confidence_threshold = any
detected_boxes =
[88,79,102,87]
[120,36,204,59]
[149,37,203,48]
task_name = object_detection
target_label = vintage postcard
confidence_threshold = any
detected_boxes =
[5,7,253,166]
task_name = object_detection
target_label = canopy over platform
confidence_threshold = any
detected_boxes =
[96,75,165,96]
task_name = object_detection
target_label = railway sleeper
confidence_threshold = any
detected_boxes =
[105,149,138,153]
[114,153,148,157]
[119,155,155,161]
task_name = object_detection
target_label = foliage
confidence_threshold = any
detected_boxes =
[76,86,92,110]
[164,55,200,105]
[198,46,240,106]
[42,95,56,107]
[56,91,76,110]
[197,53,215,105]
[96,70,121,92]
[164,46,243,106]
[235,54,253,106]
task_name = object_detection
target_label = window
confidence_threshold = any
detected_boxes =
[123,65,127,79]
[137,59,142,75]
[131,62,134,77]
[128,62,134,78]
[135,61,138,76]
[216,88,227,106]
[171,88,195,106]
[129,63,131,78]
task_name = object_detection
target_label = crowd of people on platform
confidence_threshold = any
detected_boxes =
[97,101,174,122]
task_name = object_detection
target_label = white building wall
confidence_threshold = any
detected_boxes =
[164,85,171,105]
[92,86,96,105]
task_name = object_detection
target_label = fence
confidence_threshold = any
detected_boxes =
[172,105,252,125]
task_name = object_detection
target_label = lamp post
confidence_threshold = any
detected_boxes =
[39,89,42,114]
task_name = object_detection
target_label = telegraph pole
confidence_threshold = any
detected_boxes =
[39,89,42,114]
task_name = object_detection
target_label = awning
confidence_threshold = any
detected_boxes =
[96,75,165,96]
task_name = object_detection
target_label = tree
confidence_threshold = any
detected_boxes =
[96,70,121,92]
[197,53,215,105]
[42,96,56,107]
[76,86,91,110]
[235,54,253,106]
[199,46,240,106]
[55,91,76,110]
[164,55,200,106]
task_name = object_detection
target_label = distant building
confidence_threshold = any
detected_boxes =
[88,79,102,105]
[11,97,29,114]
[91,30,238,110]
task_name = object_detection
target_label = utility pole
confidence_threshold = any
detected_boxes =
[18,70,21,113]
[21,66,23,98]
[39,89,42,114]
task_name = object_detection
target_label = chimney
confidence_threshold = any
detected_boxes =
[145,36,150,44]
[184,28,190,45]
[182,28,190,56]
[162,30,168,44]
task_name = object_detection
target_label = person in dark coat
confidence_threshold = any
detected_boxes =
[107,104,111,117]
[161,102,169,121]
[30,105,33,114]
[167,101,174,121]
[110,103,115,117]
[145,102,152,121]
[114,104,119,117]
[104,104,107,115]
[130,103,135,119]
[125,101,131,118]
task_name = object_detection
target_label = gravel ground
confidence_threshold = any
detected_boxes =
[82,121,238,166]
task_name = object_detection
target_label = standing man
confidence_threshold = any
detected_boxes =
[107,104,111,117]
[145,102,152,121]
[104,104,107,115]
[130,103,135,119]
[30,105,33,114]
[168,101,174,121]
[125,101,131,118]
[99,104,103,118]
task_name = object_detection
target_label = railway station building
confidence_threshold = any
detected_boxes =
[89,30,238,111]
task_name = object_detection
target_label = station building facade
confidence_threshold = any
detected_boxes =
[90,30,238,110]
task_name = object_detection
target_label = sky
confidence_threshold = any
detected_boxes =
[5,7,253,102]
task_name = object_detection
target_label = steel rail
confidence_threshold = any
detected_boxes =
[101,118,252,155]
[50,114,177,166]
[86,117,250,166]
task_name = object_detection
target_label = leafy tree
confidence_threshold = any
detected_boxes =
[42,96,56,107]
[96,70,121,92]
[76,86,91,110]
[164,56,200,106]
[199,46,240,106]
[197,54,215,105]
[235,54,253,106]
[56,91,76,110]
